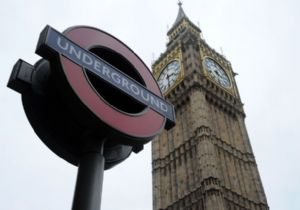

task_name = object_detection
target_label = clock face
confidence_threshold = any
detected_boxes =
[157,60,181,93]
[204,58,231,88]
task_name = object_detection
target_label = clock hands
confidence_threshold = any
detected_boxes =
[205,58,231,88]
[157,60,181,93]
[166,73,172,87]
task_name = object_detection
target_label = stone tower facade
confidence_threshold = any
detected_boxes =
[151,3,268,210]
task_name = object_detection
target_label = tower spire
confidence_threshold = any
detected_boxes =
[167,1,201,37]
[178,0,183,7]
[173,0,187,26]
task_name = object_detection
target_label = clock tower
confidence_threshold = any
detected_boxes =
[152,3,269,210]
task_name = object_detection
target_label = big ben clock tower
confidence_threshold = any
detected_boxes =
[152,2,269,210]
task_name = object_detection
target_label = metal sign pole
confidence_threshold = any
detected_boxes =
[71,139,105,210]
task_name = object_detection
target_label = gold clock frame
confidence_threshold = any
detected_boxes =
[202,56,234,94]
[153,45,184,95]
[157,59,184,95]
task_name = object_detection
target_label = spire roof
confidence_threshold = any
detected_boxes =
[173,1,187,26]
[167,1,201,37]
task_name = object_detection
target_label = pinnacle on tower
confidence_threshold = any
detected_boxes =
[167,1,201,38]
[173,1,187,26]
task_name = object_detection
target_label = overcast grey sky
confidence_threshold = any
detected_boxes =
[1,0,299,209]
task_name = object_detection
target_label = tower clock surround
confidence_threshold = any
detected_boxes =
[203,57,232,89]
[157,59,182,94]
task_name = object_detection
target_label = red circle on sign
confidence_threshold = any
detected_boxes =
[59,26,165,140]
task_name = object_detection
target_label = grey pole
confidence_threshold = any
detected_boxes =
[71,139,105,210]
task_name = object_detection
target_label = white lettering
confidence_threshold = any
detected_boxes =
[111,72,121,84]
[57,37,68,50]
[54,35,172,118]
[141,89,150,102]
[130,84,140,95]
[150,95,160,108]
[122,78,129,90]
[94,61,102,72]
[102,66,111,78]
[69,45,82,60]
[160,102,168,112]
[82,53,93,65]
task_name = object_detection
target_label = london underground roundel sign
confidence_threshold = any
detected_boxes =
[8,25,176,208]
[36,25,175,145]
